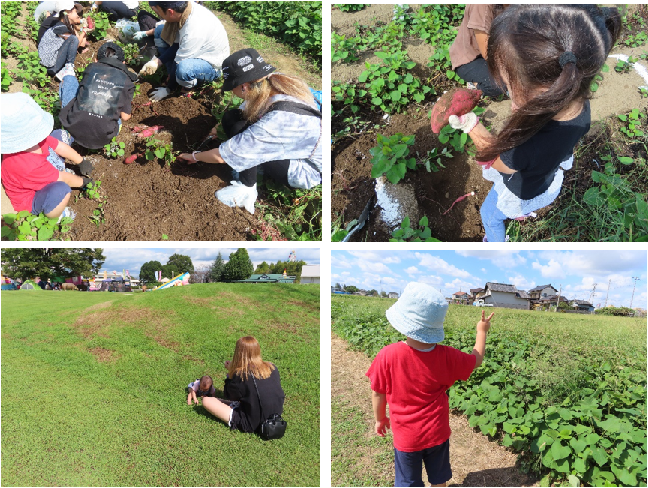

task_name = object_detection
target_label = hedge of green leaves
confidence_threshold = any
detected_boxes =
[332,298,647,487]
[207,1,322,64]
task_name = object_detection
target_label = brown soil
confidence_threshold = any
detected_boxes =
[331,5,648,242]
[331,333,539,487]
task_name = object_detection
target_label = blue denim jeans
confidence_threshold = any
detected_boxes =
[480,187,508,242]
[175,58,220,88]
[59,74,79,109]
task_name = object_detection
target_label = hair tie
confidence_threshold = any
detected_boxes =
[559,51,577,68]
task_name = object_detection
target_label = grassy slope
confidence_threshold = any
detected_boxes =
[2,284,320,486]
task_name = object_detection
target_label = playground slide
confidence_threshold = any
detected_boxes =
[153,273,190,290]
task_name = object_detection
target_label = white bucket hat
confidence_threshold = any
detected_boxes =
[56,0,76,15]
[1,93,54,155]
[386,282,448,344]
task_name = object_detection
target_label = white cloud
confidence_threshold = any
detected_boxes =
[347,251,400,264]
[414,253,471,278]
[455,250,526,268]
[532,259,565,279]
[405,266,422,276]
[508,274,536,290]
[341,271,350,276]
[482,268,487,273]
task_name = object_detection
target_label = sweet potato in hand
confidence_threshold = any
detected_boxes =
[430,88,482,133]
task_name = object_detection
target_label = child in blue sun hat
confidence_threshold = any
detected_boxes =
[366,282,494,487]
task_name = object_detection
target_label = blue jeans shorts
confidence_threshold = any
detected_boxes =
[32,181,71,215]
[394,439,452,487]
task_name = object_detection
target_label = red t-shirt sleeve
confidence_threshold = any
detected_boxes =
[446,346,477,382]
[366,348,389,394]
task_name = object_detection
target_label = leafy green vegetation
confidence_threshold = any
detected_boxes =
[390,215,439,242]
[2,284,320,486]
[369,133,416,183]
[332,296,647,487]
[207,1,322,64]
[1,210,73,241]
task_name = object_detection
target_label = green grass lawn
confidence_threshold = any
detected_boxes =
[2,284,320,486]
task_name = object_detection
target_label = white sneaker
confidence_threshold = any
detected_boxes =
[466,82,477,90]
[57,207,76,223]
[55,63,76,82]
[215,181,257,214]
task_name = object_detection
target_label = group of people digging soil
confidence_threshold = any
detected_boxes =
[1,0,322,231]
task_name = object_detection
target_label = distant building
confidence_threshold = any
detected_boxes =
[528,285,558,300]
[388,292,399,299]
[234,274,296,283]
[571,299,594,312]
[300,265,320,284]
[482,282,530,310]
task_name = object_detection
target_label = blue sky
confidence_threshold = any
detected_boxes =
[331,250,647,308]
[98,247,320,277]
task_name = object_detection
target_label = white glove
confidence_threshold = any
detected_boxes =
[448,113,478,133]
[139,56,159,76]
[150,87,171,102]
[133,31,148,41]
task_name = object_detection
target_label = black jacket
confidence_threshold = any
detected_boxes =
[59,58,137,149]
[224,367,284,432]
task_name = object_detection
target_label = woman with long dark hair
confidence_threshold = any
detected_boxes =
[202,336,285,433]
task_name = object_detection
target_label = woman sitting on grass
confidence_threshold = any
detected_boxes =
[202,336,285,434]
[178,48,322,215]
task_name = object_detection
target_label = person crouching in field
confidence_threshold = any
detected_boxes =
[201,336,285,434]
[1,93,94,220]
[366,282,494,487]
[59,42,137,150]
[178,49,323,214]
[187,375,216,405]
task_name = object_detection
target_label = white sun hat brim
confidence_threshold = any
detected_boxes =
[1,93,54,154]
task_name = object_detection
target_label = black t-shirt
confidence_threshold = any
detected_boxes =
[499,100,591,199]
[224,367,285,433]
[37,14,63,45]
[59,58,137,149]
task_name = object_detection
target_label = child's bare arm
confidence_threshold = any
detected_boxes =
[54,140,83,165]
[371,391,390,436]
[467,124,517,174]
[472,310,495,367]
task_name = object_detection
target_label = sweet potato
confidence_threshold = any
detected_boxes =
[124,154,140,164]
[430,88,482,133]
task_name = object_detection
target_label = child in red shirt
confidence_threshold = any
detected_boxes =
[366,282,494,487]
[1,92,93,219]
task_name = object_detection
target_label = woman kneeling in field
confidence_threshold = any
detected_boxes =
[178,48,322,214]
[202,336,285,434]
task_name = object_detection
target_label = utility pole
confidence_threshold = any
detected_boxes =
[556,284,562,311]
[589,283,598,305]
[630,277,640,309]
[604,279,611,308]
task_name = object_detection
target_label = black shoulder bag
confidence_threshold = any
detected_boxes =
[251,373,287,440]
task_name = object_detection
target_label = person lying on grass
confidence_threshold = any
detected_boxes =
[1,93,94,221]
[187,375,216,405]
[178,48,322,215]
[438,5,621,242]
[366,282,494,488]
[59,42,137,150]
[37,1,89,82]
[138,1,230,100]
[201,336,285,434]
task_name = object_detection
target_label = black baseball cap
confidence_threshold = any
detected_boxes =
[221,48,276,92]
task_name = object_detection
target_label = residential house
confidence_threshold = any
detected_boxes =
[470,288,485,301]
[528,285,558,300]
[452,291,468,300]
[300,264,320,284]
[482,283,530,310]
[388,292,399,299]
[571,299,594,312]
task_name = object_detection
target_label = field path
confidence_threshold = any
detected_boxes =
[332,334,538,487]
